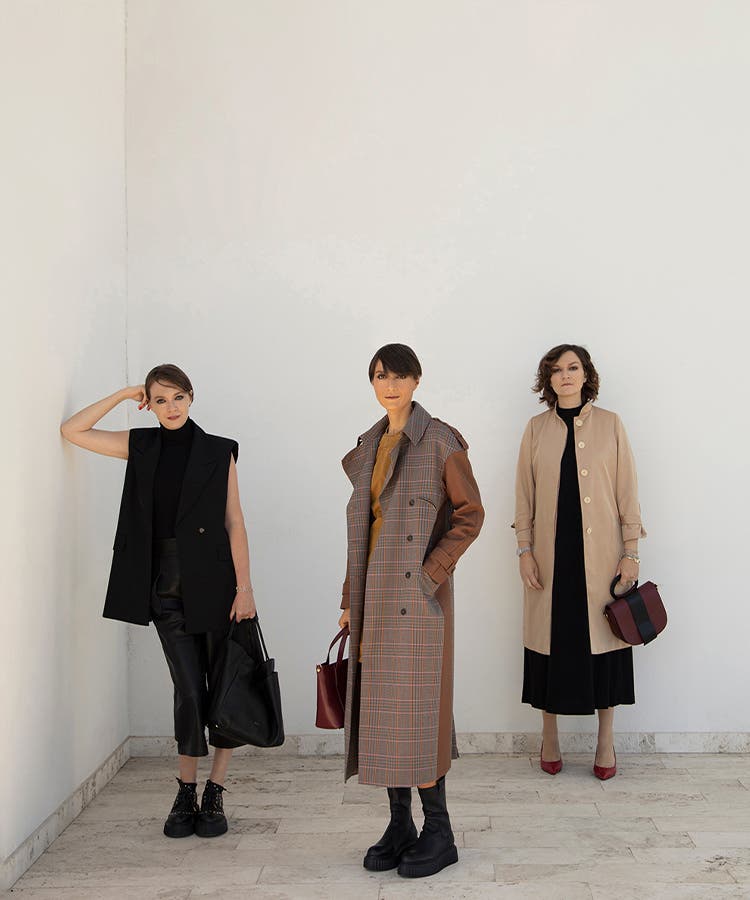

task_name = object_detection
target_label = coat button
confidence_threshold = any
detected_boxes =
[405,571,411,578]
[409,499,415,506]
[581,469,588,476]
[583,496,591,504]
[578,441,585,448]
[575,419,583,427]
[198,527,205,534]
[586,527,592,534]
[401,608,407,615]
[407,535,413,542]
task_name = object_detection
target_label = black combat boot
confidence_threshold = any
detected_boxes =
[363,787,419,871]
[195,779,228,837]
[163,777,198,838]
[397,777,458,878]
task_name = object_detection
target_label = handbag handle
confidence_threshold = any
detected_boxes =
[610,574,640,600]
[326,626,350,665]
[228,614,270,663]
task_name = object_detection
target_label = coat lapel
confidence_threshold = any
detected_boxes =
[176,423,217,524]
[378,402,432,499]
[132,428,161,523]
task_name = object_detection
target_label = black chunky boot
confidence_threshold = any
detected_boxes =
[195,779,228,837]
[363,787,418,871]
[397,777,458,878]
[163,777,198,838]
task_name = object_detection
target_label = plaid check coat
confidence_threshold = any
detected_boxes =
[340,402,484,786]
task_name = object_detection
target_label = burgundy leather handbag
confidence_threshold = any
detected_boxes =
[604,576,667,645]
[315,626,349,729]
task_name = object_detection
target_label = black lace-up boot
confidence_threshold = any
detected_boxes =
[195,779,228,837]
[163,777,198,838]
[363,787,418,871]
[397,777,458,878]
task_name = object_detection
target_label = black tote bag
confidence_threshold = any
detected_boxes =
[210,615,285,748]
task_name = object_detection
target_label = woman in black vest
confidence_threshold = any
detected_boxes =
[61,364,256,839]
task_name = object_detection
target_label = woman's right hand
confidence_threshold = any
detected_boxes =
[338,608,350,630]
[121,385,149,410]
[519,552,543,590]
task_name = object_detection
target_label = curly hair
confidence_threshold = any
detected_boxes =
[533,344,599,408]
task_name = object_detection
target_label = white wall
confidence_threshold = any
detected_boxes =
[124,1,750,740]
[0,0,129,867]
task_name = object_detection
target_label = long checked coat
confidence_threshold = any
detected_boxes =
[340,402,484,787]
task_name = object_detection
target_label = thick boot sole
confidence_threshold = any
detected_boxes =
[397,844,458,878]
[163,819,195,838]
[194,816,228,838]
[363,852,399,872]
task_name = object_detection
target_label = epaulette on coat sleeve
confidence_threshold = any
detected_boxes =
[431,418,469,451]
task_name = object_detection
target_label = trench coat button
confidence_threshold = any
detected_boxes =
[575,419,583,427]
[409,499,415,506]
[405,571,411,578]
[407,534,413,542]
[400,608,407,615]
[583,496,591,504]
[586,527,592,534]
[198,527,205,534]
[578,441,585,448]
[581,468,588,476]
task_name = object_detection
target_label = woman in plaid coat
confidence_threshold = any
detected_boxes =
[338,344,484,879]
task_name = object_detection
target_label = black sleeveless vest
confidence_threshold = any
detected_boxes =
[103,423,239,634]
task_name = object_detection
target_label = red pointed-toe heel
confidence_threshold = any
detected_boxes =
[593,748,617,781]
[540,743,562,775]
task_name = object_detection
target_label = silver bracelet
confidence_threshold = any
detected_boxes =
[235,585,254,593]
[621,553,640,564]
[516,546,533,558]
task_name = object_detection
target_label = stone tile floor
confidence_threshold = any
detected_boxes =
[7,753,750,898]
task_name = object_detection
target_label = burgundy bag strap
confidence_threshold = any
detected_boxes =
[326,626,350,665]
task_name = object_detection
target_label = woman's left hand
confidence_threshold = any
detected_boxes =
[615,556,639,589]
[230,591,257,622]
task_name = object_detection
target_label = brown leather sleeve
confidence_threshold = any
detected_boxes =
[422,449,485,588]
[340,560,350,610]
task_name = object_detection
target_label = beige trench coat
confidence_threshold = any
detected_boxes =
[513,402,646,655]
[341,402,484,787]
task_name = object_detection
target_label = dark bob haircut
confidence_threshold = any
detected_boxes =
[144,363,194,401]
[368,343,422,382]
[533,344,599,408]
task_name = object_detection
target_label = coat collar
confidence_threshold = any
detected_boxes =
[552,400,594,421]
[131,421,217,524]
[342,402,432,485]
[356,401,432,448]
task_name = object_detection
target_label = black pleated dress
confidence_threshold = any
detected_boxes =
[522,404,635,714]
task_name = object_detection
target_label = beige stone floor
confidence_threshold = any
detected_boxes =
[7,752,750,899]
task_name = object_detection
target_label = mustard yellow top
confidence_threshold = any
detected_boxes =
[368,431,402,560]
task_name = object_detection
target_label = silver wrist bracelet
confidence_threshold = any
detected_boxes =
[516,546,533,558]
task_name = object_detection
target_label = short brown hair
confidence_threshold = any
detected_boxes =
[144,364,194,401]
[533,344,599,408]
[368,344,422,382]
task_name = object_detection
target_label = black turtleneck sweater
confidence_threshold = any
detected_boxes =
[153,418,195,539]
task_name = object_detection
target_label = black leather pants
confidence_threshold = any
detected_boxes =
[150,539,241,756]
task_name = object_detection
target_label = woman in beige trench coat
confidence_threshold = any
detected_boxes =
[514,344,645,781]
[337,343,484,879]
